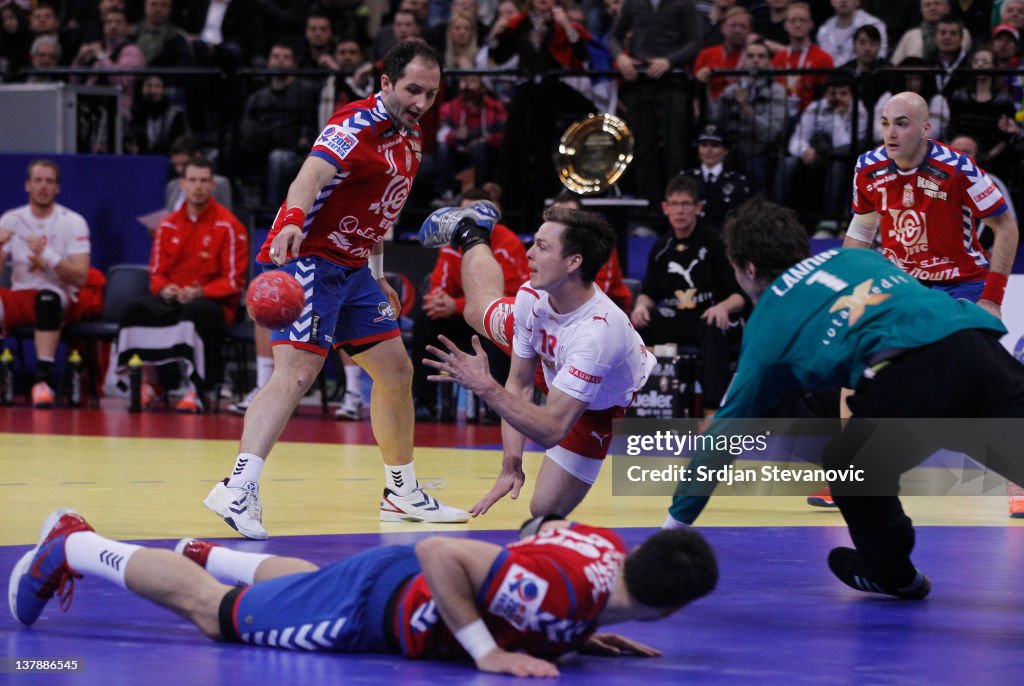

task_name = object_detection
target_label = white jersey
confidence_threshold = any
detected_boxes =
[512,284,652,410]
[0,203,90,301]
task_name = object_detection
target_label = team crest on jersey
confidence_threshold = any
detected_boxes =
[489,564,549,630]
[901,183,914,208]
[317,125,359,160]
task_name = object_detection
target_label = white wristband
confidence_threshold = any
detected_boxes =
[41,247,62,270]
[455,619,498,662]
[369,253,384,279]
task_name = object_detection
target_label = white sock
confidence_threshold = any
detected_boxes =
[226,453,264,488]
[205,547,271,586]
[344,364,363,401]
[256,356,274,389]
[64,531,142,589]
[386,462,417,496]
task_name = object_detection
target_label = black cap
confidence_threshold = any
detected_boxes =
[697,124,725,144]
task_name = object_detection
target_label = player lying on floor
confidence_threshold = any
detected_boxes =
[417,202,653,519]
[10,509,717,678]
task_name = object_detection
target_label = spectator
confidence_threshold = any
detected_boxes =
[949,133,1017,249]
[436,70,508,200]
[892,0,972,65]
[947,46,1016,178]
[23,33,62,83]
[134,0,193,67]
[771,1,834,118]
[29,2,77,65]
[551,189,633,311]
[173,0,266,66]
[873,56,951,142]
[629,175,744,410]
[164,135,233,214]
[442,11,480,69]
[774,75,868,227]
[716,39,787,192]
[694,6,752,103]
[412,189,528,421]
[701,0,738,47]
[815,0,887,66]
[999,0,1024,30]
[298,12,334,70]
[838,24,889,117]
[128,74,190,156]
[308,0,370,47]
[950,0,994,46]
[370,6,422,62]
[930,13,971,97]
[752,0,792,54]
[317,38,373,127]
[679,125,751,235]
[608,0,704,205]
[116,157,248,412]
[991,23,1022,108]
[70,8,145,121]
[475,0,522,104]
[427,0,489,55]
[0,3,32,78]
[860,0,920,46]
[490,0,596,216]
[0,159,91,408]
[238,42,320,207]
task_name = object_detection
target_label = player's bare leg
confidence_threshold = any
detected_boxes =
[459,244,506,338]
[530,458,594,517]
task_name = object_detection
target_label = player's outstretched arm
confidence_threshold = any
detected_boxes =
[471,353,535,517]
[269,156,337,265]
[415,537,560,677]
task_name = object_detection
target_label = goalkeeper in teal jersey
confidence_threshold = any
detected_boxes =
[665,198,1024,599]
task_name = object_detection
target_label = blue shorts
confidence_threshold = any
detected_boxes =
[219,545,421,653]
[928,279,984,303]
[265,256,400,356]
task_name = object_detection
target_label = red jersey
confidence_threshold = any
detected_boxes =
[151,199,249,323]
[852,140,1007,283]
[395,523,627,660]
[595,248,633,311]
[257,92,423,268]
[694,44,743,100]
[770,44,834,112]
[430,223,528,315]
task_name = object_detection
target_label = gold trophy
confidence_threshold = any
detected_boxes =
[554,113,634,195]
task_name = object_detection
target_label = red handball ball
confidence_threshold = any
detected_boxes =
[246,271,306,329]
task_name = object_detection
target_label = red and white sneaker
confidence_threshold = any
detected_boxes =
[31,381,55,408]
[807,486,837,508]
[9,508,94,625]
[174,538,221,568]
[380,487,469,523]
[1008,482,1024,519]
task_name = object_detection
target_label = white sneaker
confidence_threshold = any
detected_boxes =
[203,480,268,540]
[334,391,363,420]
[380,487,469,523]
[227,386,262,416]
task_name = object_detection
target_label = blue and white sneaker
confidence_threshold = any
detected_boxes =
[9,508,93,626]
[203,480,267,540]
[380,487,469,523]
[417,200,501,248]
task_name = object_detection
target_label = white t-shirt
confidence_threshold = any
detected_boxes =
[0,203,91,301]
[512,284,652,410]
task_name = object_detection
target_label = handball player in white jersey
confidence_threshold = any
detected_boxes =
[419,203,653,518]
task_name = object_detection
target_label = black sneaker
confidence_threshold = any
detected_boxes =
[828,547,930,600]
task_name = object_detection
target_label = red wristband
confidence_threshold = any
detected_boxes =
[272,206,306,232]
[981,272,1008,306]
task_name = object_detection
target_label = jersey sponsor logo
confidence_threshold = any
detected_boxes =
[887,209,929,255]
[828,279,891,326]
[918,161,950,180]
[489,563,549,631]
[592,314,609,325]
[973,185,996,204]
[374,301,396,322]
[867,166,892,180]
[369,174,412,226]
[317,125,360,160]
[865,172,896,191]
[569,366,603,384]
[916,176,948,201]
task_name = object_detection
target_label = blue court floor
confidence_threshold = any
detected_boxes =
[4,525,1023,686]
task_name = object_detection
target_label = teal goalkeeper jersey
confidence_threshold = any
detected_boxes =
[668,248,1005,523]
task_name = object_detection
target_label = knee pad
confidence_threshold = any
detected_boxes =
[35,290,63,330]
